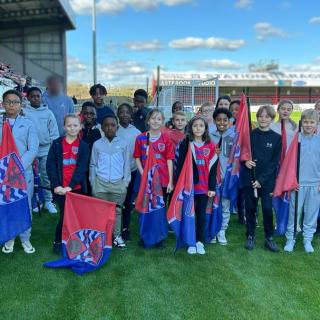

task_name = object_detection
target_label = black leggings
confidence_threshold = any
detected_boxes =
[194,194,209,243]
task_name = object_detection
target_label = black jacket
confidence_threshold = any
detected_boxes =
[46,137,90,193]
[175,138,217,192]
[242,128,281,191]
[132,107,151,132]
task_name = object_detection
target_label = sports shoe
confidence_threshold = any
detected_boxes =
[113,236,126,249]
[2,239,15,253]
[210,237,217,244]
[187,246,197,255]
[21,240,35,254]
[244,236,255,250]
[53,242,62,255]
[217,230,228,245]
[155,240,166,249]
[196,241,206,255]
[122,229,131,241]
[284,239,295,252]
[32,204,43,213]
[44,201,57,214]
[303,240,314,253]
[264,237,279,252]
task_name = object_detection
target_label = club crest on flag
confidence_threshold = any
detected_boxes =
[66,229,105,266]
[0,152,27,204]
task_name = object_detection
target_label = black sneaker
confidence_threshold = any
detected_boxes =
[264,237,279,252]
[138,238,145,248]
[155,240,166,250]
[53,242,61,255]
[244,236,255,250]
[122,229,131,241]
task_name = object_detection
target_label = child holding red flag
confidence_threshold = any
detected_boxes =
[1,89,39,254]
[271,100,297,153]
[210,108,235,245]
[243,106,281,252]
[176,115,217,255]
[134,109,174,248]
[284,109,320,253]
[47,114,90,254]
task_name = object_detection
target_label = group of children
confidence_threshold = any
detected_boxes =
[1,87,320,256]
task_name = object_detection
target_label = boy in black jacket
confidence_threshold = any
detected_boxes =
[243,105,281,252]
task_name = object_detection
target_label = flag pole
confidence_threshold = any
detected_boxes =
[246,95,258,198]
[293,120,301,239]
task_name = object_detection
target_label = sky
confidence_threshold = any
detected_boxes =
[67,0,320,86]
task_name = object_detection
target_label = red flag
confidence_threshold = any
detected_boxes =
[238,94,252,161]
[0,120,30,244]
[273,132,298,197]
[135,143,163,213]
[44,192,116,275]
[167,146,195,249]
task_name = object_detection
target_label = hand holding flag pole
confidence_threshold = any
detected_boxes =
[293,120,301,239]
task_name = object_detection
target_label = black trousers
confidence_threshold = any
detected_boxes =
[237,187,246,223]
[54,189,83,243]
[122,170,137,231]
[194,194,208,243]
[244,187,274,238]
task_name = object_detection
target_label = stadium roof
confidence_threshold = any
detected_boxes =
[0,0,75,30]
[156,71,320,87]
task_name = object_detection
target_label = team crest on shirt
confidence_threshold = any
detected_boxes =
[158,143,165,152]
[72,146,79,154]
[203,148,210,157]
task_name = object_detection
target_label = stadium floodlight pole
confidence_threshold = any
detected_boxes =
[156,66,160,107]
[92,0,97,84]
[293,120,302,239]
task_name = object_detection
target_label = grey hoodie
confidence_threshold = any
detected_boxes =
[210,127,235,179]
[24,104,59,157]
[0,115,39,179]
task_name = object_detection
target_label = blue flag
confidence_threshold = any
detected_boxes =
[0,120,31,244]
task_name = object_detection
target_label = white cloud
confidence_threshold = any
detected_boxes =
[189,59,242,69]
[124,40,163,51]
[254,22,287,40]
[309,16,320,24]
[70,0,194,14]
[281,64,320,72]
[169,37,245,50]
[234,0,253,9]
[67,56,150,85]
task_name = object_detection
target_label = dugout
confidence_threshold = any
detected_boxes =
[0,0,75,87]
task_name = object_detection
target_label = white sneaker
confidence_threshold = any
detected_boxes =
[187,246,196,255]
[2,239,15,253]
[21,240,35,254]
[113,236,126,249]
[284,239,295,252]
[210,237,217,244]
[32,203,43,213]
[44,201,57,214]
[217,230,228,245]
[303,240,314,253]
[196,241,206,255]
